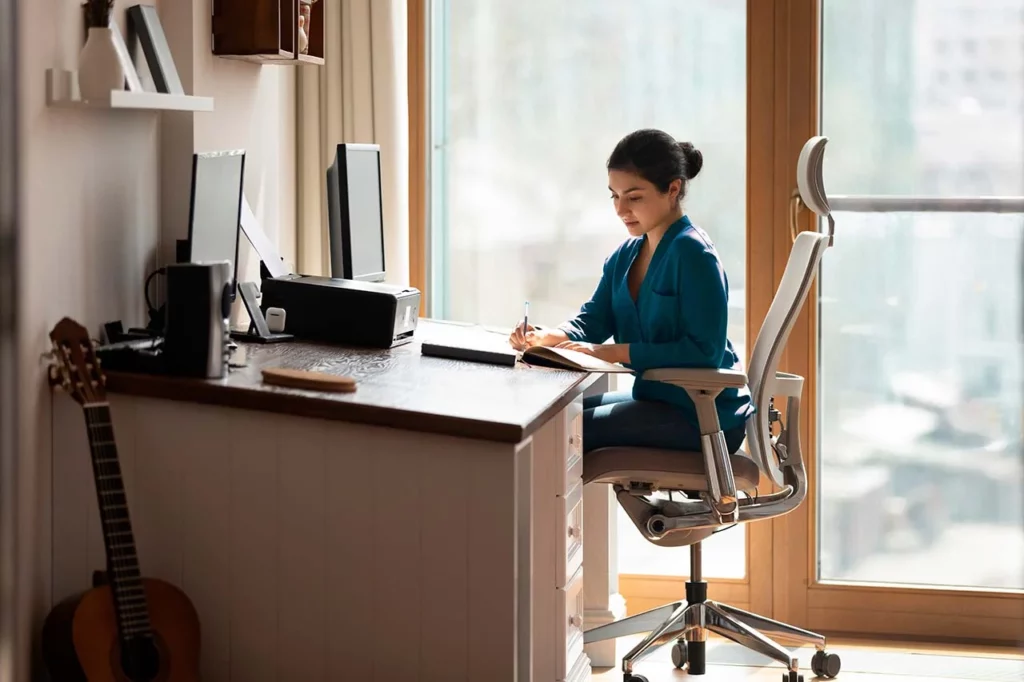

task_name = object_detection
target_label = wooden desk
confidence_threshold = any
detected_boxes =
[50,320,615,682]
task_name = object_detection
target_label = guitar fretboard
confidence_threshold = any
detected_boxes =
[83,404,152,639]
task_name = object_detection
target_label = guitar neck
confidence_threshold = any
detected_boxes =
[83,404,152,640]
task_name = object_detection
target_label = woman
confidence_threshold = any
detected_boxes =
[509,129,754,454]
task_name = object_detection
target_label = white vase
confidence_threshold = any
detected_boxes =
[78,27,124,101]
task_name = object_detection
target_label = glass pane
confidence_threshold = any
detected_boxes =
[818,213,1024,589]
[431,0,747,579]
[819,0,1024,591]
[821,0,1024,196]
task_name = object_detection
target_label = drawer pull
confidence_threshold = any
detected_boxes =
[568,614,583,628]
[567,525,581,538]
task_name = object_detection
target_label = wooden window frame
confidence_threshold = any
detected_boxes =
[408,0,1024,645]
[408,0,429,311]
[775,0,1024,646]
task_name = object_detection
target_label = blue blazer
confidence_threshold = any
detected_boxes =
[559,215,754,433]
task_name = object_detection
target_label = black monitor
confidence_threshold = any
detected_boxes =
[182,149,246,301]
[326,143,385,282]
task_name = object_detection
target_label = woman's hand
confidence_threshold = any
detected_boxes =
[509,323,569,351]
[556,341,628,364]
[509,323,537,351]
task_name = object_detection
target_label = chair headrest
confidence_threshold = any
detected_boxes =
[797,136,830,217]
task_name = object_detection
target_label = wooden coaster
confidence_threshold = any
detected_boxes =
[261,367,357,393]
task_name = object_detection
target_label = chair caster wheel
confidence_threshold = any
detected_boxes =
[783,672,804,682]
[671,640,688,669]
[812,650,841,678]
[624,674,648,682]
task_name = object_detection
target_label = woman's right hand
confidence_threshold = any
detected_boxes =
[509,323,537,351]
[509,324,568,351]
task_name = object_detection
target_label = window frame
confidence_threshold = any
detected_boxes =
[778,0,1024,644]
[408,0,1024,644]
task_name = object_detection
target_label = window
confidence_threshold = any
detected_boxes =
[819,0,1024,591]
[430,0,748,578]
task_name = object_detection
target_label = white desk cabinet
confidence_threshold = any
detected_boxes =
[47,322,616,682]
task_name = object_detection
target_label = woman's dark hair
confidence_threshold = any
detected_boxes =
[606,129,703,202]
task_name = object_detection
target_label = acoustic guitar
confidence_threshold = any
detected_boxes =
[42,317,201,682]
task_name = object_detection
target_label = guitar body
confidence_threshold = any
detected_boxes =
[42,577,201,682]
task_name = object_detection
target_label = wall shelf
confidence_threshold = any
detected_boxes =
[45,69,214,112]
[212,0,325,65]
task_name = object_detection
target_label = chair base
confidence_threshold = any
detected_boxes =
[583,574,841,681]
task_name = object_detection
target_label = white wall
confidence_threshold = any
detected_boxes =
[17,0,295,673]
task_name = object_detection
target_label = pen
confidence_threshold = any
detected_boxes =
[522,301,530,335]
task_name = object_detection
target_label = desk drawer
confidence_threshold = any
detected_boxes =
[558,480,584,586]
[564,447,583,496]
[557,566,586,680]
[564,397,583,465]
[563,397,584,496]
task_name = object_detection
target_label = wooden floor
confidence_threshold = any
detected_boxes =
[591,635,1024,682]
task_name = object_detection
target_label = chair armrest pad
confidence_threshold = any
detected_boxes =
[641,367,748,390]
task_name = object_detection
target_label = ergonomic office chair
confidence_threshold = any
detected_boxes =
[583,136,839,682]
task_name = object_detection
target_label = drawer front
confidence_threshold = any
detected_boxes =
[564,446,583,495]
[556,566,586,680]
[564,396,583,465]
[557,480,584,586]
[563,396,583,495]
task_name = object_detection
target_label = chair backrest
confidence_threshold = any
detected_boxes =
[744,230,831,488]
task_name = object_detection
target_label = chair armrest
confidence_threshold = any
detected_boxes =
[640,367,748,436]
[640,367,749,523]
[641,367,748,390]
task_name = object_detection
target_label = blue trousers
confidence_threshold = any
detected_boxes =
[582,391,747,455]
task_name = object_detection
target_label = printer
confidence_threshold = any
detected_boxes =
[239,142,422,349]
[259,274,420,349]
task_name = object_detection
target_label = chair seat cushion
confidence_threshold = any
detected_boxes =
[583,446,761,491]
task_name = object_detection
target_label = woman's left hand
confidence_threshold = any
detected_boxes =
[556,341,621,363]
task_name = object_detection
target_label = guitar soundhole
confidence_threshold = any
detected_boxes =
[111,634,166,682]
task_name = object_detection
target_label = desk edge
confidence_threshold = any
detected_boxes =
[105,371,599,444]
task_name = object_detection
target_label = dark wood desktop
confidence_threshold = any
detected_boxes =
[104,319,599,443]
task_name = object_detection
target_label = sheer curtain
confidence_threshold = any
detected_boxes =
[296,0,409,283]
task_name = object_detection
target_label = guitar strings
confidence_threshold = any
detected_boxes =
[83,404,152,636]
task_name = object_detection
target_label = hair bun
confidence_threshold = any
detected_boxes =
[677,141,703,180]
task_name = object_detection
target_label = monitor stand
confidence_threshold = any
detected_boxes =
[230,281,293,344]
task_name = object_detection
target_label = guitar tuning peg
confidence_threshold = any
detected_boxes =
[47,365,61,387]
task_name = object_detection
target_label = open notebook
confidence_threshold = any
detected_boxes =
[519,345,633,373]
[420,328,632,374]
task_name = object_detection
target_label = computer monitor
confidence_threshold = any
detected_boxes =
[183,149,246,301]
[326,143,385,282]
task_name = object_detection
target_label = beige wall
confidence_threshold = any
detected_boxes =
[17,0,295,673]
